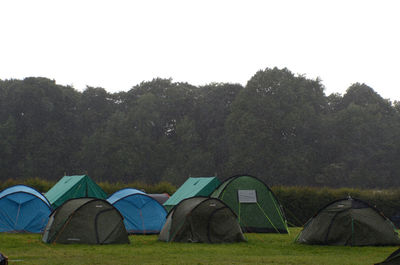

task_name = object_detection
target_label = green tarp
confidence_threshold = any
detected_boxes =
[163,177,221,212]
[45,175,107,209]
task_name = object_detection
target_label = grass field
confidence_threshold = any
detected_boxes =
[0,228,396,265]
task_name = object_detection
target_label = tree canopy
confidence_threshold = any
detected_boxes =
[1,69,399,188]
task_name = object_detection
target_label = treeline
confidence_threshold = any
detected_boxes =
[1,67,400,188]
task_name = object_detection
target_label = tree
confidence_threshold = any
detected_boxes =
[226,68,327,185]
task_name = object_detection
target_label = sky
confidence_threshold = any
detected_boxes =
[1,0,399,100]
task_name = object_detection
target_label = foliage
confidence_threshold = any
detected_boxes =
[0,178,176,195]
[1,69,400,189]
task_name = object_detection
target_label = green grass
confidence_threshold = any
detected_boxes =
[0,228,396,265]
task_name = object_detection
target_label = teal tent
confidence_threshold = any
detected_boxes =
[45,175,107,209]
[163,177,220,212]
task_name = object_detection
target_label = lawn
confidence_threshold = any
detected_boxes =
[0,228,396,265]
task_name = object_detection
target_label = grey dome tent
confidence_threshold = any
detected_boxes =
[375,248,400,265]
[297,197,400,246]
[211,174,288,233]
[42,198,129,244]
[159,196,246,243]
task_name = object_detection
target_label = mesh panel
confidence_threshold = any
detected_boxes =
[95,208,129,244]
[169,197,208,241]
[208,207,246,243]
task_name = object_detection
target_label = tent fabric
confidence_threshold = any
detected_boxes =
[148,193,170,204]
[42,198,129,244]
[0,185,52,233]
[375,248,400,265]
[211,174,288,233]
[163,177,220,212]
[0,252,7,265]
[159,196,246,243]
[297,197,400,246]
[45,175,107,209]
[107,188,167,234]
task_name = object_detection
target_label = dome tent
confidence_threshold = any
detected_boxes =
[0,185,52,233]
[297,197,400,246]
[45,175,107,209]
[159,196,246,243]
[42,198,129,244]
[211,174,288,233]
[107,188,167,234]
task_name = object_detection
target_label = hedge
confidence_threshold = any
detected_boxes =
[1,178,399,228]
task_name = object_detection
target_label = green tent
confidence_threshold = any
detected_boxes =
[211,174,288,233]
[45,175,107,209]
[163,177,220,212]
[159,196,246,243]
[375,249,400,265]
[297,197,400,246]
[42,198,129,244]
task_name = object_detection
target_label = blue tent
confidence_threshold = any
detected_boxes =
[107,188,167,234]
[0,185,52,233]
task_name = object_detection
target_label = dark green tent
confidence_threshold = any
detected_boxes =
[375,248,400,265]
[45,175,107,209]
[297,197,400,246]
[42,198,129,244]
[211,174,288,233]
[159,197,246,243]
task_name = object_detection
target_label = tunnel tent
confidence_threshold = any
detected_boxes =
[164,177,220,212]
[159,196,246,243]
[297,197,400,246]
[45,175,107,209]
[375,248,400,265]
[107,188,167,234]
[0,185,52,233]
[211,174,288,233]
[42,198,129,244]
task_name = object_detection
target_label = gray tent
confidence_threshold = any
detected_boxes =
[159,197,246,243]
[297,197,400,246]
[42,198,129,244]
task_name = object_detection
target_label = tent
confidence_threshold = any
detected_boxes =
[375,248,400,265]
[297,197,400,246]
[164,177,220,212]
[45,175,107,208]
[107,188,167,234]
[42,198,129,244]
[148,193,170,204]
[211,174,288,233]
[0,185,52,233]
[159,196,246,243]
[0,252,7,265]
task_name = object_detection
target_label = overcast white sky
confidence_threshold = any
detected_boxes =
[1,0,399,100]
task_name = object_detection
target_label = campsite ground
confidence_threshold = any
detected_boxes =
[0,228,395,265]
